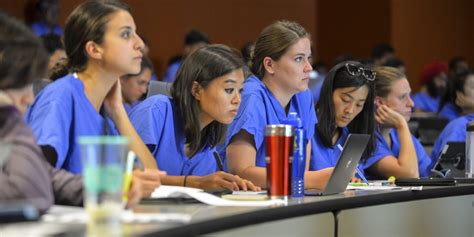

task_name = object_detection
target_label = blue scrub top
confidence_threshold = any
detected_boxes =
[365,129,432,178]
[162,61,181,83]
[223,75,317,168]
[31,22,63,36]
[25,74,118,174]
[411,92,439,113]
[310,127,367,178]
[438,102,461,121]
[430,113,474,167]
[129,95,217,176]
[310,127,349,170]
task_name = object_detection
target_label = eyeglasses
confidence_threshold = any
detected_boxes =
[345,63,376,81]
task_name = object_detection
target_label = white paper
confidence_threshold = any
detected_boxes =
[42,209,191,224]
[151,185,285,206]
[346,185,422,191]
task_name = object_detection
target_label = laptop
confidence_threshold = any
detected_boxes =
[305,133,370,196]
[432,142,465,178]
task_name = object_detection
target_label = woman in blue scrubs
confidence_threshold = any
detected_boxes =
[310,61,376,178]
[411,61,448,114]
[26,1,158,174]
[225,20,332,189]
[438,70,474,121]
[431,70,474,163]
[130,45,259,192]
[364,67,431,178]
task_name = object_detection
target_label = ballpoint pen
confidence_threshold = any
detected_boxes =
[355,166,369,185]
[213,151,224,171]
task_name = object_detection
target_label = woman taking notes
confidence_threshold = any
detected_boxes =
[310,61,376,178]
[130,45,259,192]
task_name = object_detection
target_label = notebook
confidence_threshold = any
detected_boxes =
[305,133,370,196]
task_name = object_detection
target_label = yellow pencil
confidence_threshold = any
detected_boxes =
[122,151,135,204]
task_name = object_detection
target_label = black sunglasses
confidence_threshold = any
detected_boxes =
[345,63,376,81]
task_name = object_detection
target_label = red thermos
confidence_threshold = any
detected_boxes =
[265,124,294,200]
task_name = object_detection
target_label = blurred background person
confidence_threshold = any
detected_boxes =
[30,0,62,36]
[121,56,154,113]
[371,43,395,67]
[438,70,474,121]
[383,57,406,74]
[40,33,66,73]
[411,61,448,114]
[162,30,210,82]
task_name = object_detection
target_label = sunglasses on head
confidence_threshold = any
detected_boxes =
[344,63,376,81]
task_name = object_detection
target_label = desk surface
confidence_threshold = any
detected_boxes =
[1,184,473,236]
[140,184,474,236]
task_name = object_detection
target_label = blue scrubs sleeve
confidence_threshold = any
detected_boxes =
[430,128,466,166]
[309,137,335,170]
[26,97,72,169]
[129,102,164,155]
[362,133,393,171]
[225,94,267,166]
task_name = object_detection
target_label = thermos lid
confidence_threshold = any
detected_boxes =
[467,121,474,131]
[265,124,294,137]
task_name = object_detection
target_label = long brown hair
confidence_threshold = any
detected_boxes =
[171,44,244,157]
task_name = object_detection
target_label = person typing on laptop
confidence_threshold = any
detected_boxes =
[310,61,376,181]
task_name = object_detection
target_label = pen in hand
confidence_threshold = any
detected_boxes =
[122,151,136,204]
[213,152,224,171]
[355,166,369,185]
[337,144,369,185]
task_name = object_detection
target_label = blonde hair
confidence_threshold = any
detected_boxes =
[374,66,406,98]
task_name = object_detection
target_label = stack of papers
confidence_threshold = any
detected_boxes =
[151,186,285,207]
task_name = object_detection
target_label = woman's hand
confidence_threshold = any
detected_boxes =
[350,176,362,183]
[456,91,474,113]
[125,174,142,208]
[195,171,261,192]
[375,105,407,129]
[132,169,164,198]
[104,80,125,118]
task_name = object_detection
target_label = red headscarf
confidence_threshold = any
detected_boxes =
[419,61,448,85]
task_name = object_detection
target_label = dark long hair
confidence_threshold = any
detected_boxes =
[51,0,130,79]
[0,11,48,90]
[171,44,244,157]
[316,61,376,159]
[438,69,473,113]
